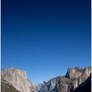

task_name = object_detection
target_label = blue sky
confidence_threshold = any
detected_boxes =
[2,0,91,83]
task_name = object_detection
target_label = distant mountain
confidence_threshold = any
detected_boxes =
[39,67,91,92]
[33,83,43,91]
[1,68,36,92]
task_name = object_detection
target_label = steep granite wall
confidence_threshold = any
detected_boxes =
[1,68,35,92]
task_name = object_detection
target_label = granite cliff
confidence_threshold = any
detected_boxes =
[1,68,35,92]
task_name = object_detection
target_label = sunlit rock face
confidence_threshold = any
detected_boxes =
[39,76,60,92]
[66,67,83,79]
[39,67,91,92]
[66,67,91,89]
[1,68,35,92]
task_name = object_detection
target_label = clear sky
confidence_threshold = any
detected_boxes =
[2,0,91,83]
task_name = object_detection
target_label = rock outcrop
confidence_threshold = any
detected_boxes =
[1,68,35,92]
[66,67,83,79]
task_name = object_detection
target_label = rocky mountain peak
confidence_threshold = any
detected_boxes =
[66,67,91,80]
[66,67,83,79]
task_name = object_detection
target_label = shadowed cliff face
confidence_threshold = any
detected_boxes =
[39,67,91,92]
[1,68,36,92]
[1,80,20,92]
[73,75,91,92]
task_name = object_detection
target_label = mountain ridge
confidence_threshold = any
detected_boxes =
[1,66,91,92]
[39,66,91,92]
